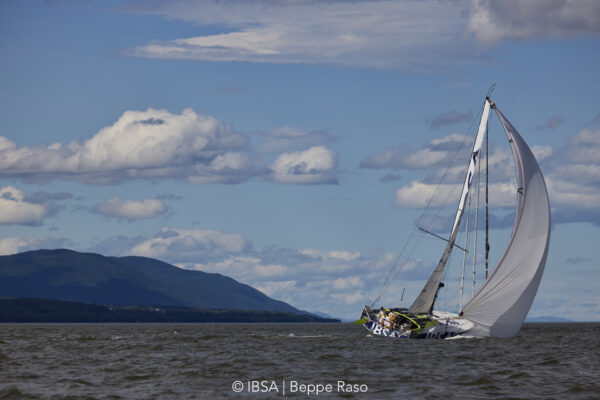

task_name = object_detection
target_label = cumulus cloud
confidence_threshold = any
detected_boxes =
[0,237,36,255]
[537,128,600,225]
[88,234,147,257]
[269,146,338,184]
[378,123,600,226]
[0,108,253,184]
[0,186,49,225]
[416,210,517,234]
[395,181,516,208]
[547,178,600,210]
[86,226,421,319]
[129,227,251,262]
[93,196,167,220]
[1,108,338,186]
[552,129,600,184]
[186,245,399,318]
[531,145,553,161]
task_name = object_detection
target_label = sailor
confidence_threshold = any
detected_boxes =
[389,313,396,329]
[377,307,386,326]
[384,315,392,330]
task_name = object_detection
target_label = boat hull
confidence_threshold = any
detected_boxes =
[361,306,474,340]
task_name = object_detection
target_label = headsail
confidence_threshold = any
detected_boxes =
[408,99,491,314]
[461,107,551,338]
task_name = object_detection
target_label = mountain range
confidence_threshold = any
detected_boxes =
[0,249,301,313]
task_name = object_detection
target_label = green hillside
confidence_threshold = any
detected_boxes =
[0,249,299,313]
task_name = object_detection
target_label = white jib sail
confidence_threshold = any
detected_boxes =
[461,107,551,338]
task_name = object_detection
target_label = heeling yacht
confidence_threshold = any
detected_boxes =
[358,95,550,339]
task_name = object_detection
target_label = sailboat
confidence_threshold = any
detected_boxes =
[359,95,551,339]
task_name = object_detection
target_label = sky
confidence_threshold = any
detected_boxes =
[1,0,599,321]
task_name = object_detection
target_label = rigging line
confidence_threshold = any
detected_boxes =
[441,232,460,311]
[415,101,487,232]
[390,227,427,286]
[417,227,468,253]
[486,83,496,98]
[370,225,419,306]
[371,99,487,306]
[375,221,427,306]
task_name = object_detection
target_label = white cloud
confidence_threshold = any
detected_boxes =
[1,108,337,186]
[385,124,600,227]
[331,276,362,290]
[360,134,470,170]
[395,181,460,208]
[93,196,167,220]
[126,0,476,70]
[394,180,516,209]
[253,280,298,298]
[125,0,600,70]
[467,0,600,45]
[0,237,35,255]
[0,108,251,184]
[97,226,406,319]
[269,146,338,184]
[0,236,72,255]
[129,227,250,261]
[555,129,600,182]
[531,145,553,161]
[0,186,48,225]
[540,128,600,222]
[546,178,600,209]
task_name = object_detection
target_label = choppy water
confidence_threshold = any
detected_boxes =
[0,322,598,399]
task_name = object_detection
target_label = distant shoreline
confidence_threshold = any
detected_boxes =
[0,298,340,323]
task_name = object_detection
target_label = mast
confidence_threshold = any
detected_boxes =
[409,98,491,314]
[459,188,471,311]
[473,146,481,295]
[485,116,490,280]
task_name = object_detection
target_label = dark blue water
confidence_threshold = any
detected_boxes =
[1,323,598,399]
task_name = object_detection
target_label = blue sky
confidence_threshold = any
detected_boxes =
[1,0,599,320]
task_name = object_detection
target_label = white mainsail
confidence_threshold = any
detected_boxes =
[461,107,551,338]
[409,99,491,314]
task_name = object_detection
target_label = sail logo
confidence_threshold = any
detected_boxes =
[369,322,400,337]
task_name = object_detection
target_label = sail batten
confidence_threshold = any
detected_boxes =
[461,107,551,338]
